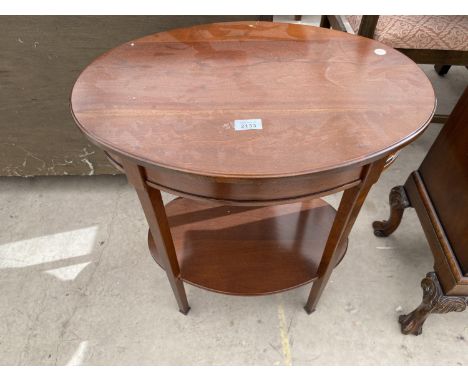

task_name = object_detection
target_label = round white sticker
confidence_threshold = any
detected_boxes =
[374,48,387,56]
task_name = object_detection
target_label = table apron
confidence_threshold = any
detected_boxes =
[106,151,364,206]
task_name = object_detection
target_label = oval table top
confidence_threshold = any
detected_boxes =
[71,21,435,179]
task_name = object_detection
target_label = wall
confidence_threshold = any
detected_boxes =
[0,16,261,176]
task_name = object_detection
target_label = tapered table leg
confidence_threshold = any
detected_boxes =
[305,158,387,314]
[123,161,190,314]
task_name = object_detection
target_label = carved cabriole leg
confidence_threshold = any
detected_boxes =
[122,160,190,314]
[305,158,387,314]
[399,272,468,335]
[372,185,410,237]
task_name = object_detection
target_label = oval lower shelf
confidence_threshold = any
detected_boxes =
[148,197,348,296]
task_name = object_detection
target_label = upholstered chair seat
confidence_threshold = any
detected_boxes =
[346,15,468,51]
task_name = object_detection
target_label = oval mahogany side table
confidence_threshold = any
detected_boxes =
[70,21,436,314]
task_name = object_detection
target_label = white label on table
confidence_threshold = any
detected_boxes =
[374,48,386,56]
[234,119,263,131]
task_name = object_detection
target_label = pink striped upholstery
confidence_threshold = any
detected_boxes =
[346,16,468,51]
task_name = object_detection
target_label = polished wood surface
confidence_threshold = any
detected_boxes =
[419,86,468,275]
[148,197,347,295]
[320,15,466,123]
[71,21,435,179]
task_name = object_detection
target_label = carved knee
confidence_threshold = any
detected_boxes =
[373,185,410,237]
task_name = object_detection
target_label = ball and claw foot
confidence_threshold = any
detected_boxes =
[398,272,468,335]
[399,312,424,336]
[372,185,410,237]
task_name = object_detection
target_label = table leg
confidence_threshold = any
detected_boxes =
[399,272,468,335]
[123,161,190,314]
[304,158,387,314]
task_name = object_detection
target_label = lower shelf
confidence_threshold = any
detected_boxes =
[148,197,347,296]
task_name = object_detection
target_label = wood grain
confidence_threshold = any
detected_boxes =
[148,197,347,295]
[71,21,436,179]
[419,86,468,276]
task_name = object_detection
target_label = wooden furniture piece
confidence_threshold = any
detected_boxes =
[373,86,468,335]
[320,15,468,124]
[70,21,435,314]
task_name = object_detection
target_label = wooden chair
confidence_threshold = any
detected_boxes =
[372,86,468,335]
[320,15,468,124]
